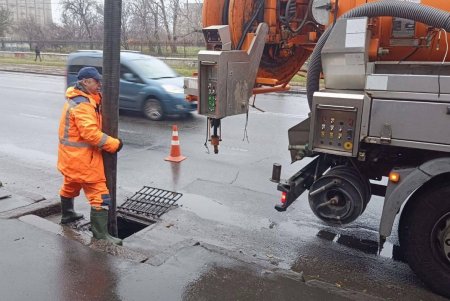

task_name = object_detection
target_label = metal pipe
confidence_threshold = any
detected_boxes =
[253,84,291,94]
[102,0,122,236]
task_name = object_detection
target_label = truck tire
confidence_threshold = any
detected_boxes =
[399,185,450,298]
[143,98,164,121]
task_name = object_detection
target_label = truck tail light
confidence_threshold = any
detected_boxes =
[281,192,287,204]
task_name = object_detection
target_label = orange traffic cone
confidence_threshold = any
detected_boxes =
[165,125,186,162]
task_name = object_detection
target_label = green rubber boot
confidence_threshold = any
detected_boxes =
[60,196,84,224]
[90,207,123,246]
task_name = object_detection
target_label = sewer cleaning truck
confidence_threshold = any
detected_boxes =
[185,0,450,297]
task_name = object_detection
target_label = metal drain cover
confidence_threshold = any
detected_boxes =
[118,186,182,225]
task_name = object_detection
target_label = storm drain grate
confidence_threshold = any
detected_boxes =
[117,186,182,225]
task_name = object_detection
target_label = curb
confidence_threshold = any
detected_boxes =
[0,66,64,76]
[0,198,60,219]
[278,88,307,95]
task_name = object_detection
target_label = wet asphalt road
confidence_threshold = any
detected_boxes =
[0,71,448,300]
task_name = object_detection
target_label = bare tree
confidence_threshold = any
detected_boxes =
[45,23,72,51]
[0,6,12,37]
[170,0,181,50]
[121,1,133,50]
[61,0,101,49]
[148,0,162,54]
[157,0,181,54]
[131,0,162,54]
[176,0,203,45]
[16,16,44,50]
[129,0,150,51]
[92,2,104,41]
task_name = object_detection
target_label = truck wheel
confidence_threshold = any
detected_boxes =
[399,185,450,298]
[143,98,164,121]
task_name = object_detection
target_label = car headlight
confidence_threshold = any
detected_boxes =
[162,84,184,94]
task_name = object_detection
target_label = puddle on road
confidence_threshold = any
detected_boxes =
[316,229,405,262]
[182,264,348,301]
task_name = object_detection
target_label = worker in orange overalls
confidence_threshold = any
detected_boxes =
[57,66,123,245]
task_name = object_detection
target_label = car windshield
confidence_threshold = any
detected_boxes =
[128,58,178,79]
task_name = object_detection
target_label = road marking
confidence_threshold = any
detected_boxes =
[221,146,249,152]
[20,113,47,120]
[119,129,139,134]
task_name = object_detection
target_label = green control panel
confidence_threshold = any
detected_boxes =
[207,82,217,113]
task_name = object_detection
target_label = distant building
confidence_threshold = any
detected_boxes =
[0,0,53,27]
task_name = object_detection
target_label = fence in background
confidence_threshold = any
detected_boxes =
[0,39,205,58]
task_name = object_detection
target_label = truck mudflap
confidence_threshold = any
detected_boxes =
[275,155,331,211]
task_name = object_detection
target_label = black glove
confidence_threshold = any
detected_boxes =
[116,139,123,153]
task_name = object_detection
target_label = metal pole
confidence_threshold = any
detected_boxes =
[102,0,122,236]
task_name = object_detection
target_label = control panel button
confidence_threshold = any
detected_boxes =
[347,129,353,140]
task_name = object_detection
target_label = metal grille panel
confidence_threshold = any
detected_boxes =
[118,186,182,224]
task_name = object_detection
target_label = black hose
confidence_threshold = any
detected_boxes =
[222,0,230,25]
[291,1,312,33]
[237,0,265,50]
[333,0,339,26]
[285,0,296,23]
[306,1,450,108]
[282,0,313,34]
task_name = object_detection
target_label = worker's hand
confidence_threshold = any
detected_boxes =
[116,139,123,153]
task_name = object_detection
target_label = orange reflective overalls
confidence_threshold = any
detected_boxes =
[57,85,120,208]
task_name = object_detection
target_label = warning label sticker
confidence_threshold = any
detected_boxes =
[391,0,421,38]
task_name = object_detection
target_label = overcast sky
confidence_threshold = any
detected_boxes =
[51,1,62,24]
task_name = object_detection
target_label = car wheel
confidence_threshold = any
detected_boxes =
[143,98,164,121]
[398,184,450,298]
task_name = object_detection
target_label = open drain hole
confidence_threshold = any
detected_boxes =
[70,215,150,239]
[115,186,183,239]
[117,215,151,239]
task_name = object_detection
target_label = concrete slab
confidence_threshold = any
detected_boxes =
[0,198,59,219]
[0,195,31,212]
[9,188,46,202]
